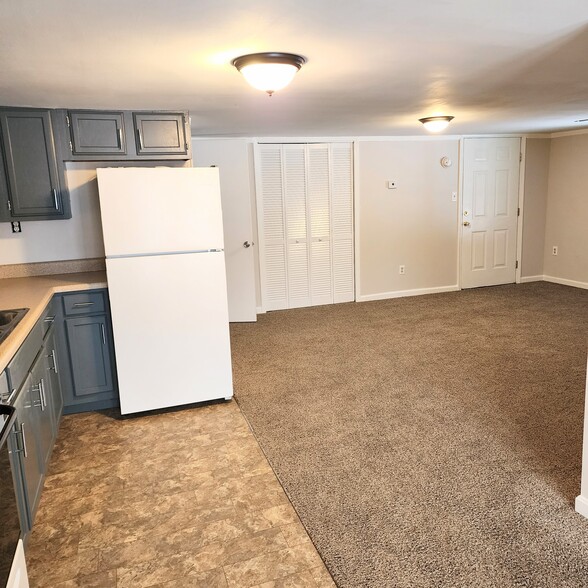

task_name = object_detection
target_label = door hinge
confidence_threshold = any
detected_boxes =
[519,153,523,162]
[516,260,519,269]
[517,207,520,217]
[66,114,71,128]
[7,200,11,211]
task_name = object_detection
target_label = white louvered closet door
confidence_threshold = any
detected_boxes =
[258,145,288,311]
[257,143,354,311]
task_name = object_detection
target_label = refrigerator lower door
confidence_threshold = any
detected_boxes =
[106,252,233,415]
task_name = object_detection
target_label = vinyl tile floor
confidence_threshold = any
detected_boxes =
[25,400,335,588]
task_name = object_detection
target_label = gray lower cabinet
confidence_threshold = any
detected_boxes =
[11,372,44,530]
[0,109,71,222]
[5,290,117,538]
[56,289,119,413]
[44,325,63,437]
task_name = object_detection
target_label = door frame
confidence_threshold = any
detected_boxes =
[457,135,526,289]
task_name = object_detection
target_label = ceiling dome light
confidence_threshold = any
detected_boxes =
[232,52,306,96]
[419,115,455,132]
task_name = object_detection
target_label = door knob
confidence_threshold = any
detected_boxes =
[463,221,471,227]
[243,241,254,248]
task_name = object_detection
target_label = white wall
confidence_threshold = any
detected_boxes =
[356,140,460,300]
[0,163,105,265]
[521,138,550,279]
[543,134,588,288]
[0,160,188,266]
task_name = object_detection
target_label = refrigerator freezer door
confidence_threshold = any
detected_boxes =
[106,252,233,414]
[97,167,225,257]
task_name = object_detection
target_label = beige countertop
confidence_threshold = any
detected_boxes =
[0,271,107,373]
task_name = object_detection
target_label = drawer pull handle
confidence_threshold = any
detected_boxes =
[39,378,47,411]
[44,315,55,323]
[47,349,59,374]
[73,302,95,308]
[101,324,106,345]
[15,423,28,458]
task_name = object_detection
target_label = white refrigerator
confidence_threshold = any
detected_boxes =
[96,167,233,415]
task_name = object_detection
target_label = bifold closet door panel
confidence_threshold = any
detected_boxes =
[257,142,355,311]
[331,143,355,303]
[284,145,311,308]
[258,145,288,311]
[307,145,333,306]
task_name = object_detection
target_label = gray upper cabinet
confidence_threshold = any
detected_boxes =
[68,111,126,156]
[0,109,70,221]
[58,109,191,161]
[134,112,188,156]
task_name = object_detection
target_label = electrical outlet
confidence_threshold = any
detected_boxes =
[451,191,457,202]
[11,221,21,233]
[552,246,558,256]
[399,265,405,275]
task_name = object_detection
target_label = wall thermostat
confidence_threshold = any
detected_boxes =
[440,156,452,168]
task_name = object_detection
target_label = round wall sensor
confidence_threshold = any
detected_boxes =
[440,156,452,168]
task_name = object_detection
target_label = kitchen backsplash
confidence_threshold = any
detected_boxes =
[0,258,106,279]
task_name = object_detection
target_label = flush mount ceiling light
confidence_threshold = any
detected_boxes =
[232,52,306,96]
[419,115,455,133]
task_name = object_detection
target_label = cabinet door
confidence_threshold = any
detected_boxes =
[133,112,188,156]
[65,315,115,397]
[29,348,54,473]
[12,374,44,527]
[44,327,63,437]
[0,110,63,218]
[69,111,126,155]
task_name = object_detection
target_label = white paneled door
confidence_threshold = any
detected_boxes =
[191,140,257,322]
[256,143,354,311]
[461,138,521,289]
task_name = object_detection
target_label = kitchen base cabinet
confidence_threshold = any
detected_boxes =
[4,287,117,540]
[55,289,119,414]
[6,316,62,534]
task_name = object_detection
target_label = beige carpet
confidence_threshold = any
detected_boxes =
[230,283,588,588]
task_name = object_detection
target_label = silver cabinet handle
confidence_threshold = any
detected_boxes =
[73,302,94,308]
[40,378,46,410]
[101,323,106,345]
[32,383,42,408]
[44,315,55,323]
[53,189,59,210]
[117,127,123,149]
[47,349,59,374]
[19,423,28,458]
[137,127,144,149]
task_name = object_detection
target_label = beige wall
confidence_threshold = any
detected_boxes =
[543,134,588,286]
[521,138,550,279]
[356,140,459,299]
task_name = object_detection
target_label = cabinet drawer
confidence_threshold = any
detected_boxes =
[62,291,106,316]
[6,320,43,393]
[40,298,58,339]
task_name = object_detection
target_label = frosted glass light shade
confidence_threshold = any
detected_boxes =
[232,52,306,95]
[419,116,455,132]
[240,63,299,93]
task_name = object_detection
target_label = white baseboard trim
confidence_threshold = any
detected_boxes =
[256,306,266,314]
[543,275,588,290]
[575,495,588,519]
[520,275,545,283]
[358,285,459,303]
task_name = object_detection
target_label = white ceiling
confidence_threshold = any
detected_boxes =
[1,0,588,137]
